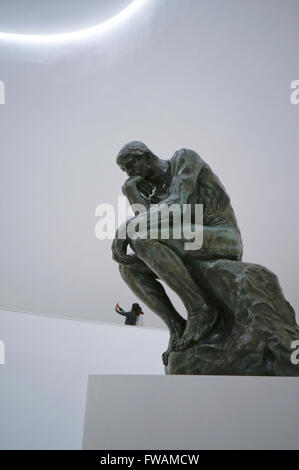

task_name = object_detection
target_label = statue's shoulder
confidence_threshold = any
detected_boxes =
[170,148,205,171]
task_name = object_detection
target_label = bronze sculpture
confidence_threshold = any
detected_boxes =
[112,141,299,376]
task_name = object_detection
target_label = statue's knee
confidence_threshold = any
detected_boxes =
[119,264,130,281]
[119,264,137,284]
[130,237,145,254]
[130,237,155,255]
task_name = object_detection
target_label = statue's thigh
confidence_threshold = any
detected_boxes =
[130,225,242,262]
[162,226,242,260]
[200,226,242,259]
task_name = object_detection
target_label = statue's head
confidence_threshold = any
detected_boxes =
[116,141,157,179]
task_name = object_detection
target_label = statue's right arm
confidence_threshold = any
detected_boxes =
[122,176,152,213]
[130,150,204,228]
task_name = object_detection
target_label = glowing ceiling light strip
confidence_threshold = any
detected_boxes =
[0,0,148,44]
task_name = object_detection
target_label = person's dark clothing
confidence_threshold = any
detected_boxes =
[115,306,138,325]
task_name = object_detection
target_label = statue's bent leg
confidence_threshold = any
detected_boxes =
[130,238,219,350]
[119,260,186,365]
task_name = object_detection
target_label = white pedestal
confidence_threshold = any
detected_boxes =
[83,375,299,450]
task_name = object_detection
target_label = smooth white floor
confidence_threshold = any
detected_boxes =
[0,309,167,449]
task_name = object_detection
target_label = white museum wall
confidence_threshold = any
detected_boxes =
[0,309,167,450]
[0,0,298,328]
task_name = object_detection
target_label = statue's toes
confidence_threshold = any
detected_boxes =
[175,333,192,351]
[162,350,169,366]
[162,335,179,365]
[175,326,205,351]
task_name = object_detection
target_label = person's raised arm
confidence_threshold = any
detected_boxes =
[115,304,127,317]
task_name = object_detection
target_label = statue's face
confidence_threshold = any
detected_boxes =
[118,154,153,179]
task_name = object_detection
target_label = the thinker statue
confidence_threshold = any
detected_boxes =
[112,141,299,376]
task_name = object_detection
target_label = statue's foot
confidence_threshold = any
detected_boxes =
[162,320,186,366]
[175,310,218,352]
[162,335,178,366]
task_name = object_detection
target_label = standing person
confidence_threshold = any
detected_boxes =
[115,303,144,326]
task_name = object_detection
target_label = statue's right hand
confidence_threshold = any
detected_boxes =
[122,176,152,197]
